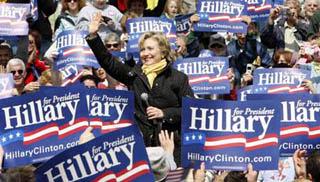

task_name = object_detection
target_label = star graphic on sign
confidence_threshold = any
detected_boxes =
[16,132,21,137]
[198,134,203,140]
[192,134,196,140]
[9,134,13,139]
[185,136,190,141]
[2,137,6,142]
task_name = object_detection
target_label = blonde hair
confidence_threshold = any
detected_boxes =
[138,32,175,63]
[39,69,52,86]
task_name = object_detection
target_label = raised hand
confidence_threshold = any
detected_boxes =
[89,12,103,35]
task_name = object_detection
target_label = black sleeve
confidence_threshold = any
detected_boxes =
[38,0,57,16]
[86,34,134,85]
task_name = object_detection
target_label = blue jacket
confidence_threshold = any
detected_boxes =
[227,38,272,75]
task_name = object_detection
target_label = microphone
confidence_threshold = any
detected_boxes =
[141,93,157,125]
[141,93,162,146]
[141,93,150,107]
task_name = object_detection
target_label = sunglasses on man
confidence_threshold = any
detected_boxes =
[11,70,24,75]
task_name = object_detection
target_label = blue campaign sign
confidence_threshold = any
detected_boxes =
[36,125,154,182]
[0,73,14,99]
[247,94,320,157]
[86,89,135,134]
[237,85,255,101]
[54,30,100,70]
[245,0,272,22]
[273,0,284,6]
[253,68,311,94]
[182,97,280,171]
[126,17,177,53]
[59,64,84,87]
[0,86,87,168]
[0,85,135,168]
[194,0,248,33]
[175,14,192,35]
[173,57,230,94]
[0,3,30,36]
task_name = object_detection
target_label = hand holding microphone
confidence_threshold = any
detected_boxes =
[141,93,164,122]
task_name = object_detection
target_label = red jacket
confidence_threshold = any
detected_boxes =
[24,51,48,84]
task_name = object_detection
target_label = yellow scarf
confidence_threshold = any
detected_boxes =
[147,0,159,10]
[142,59,167,87]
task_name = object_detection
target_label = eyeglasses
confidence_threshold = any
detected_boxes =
[66,0,78,3]
[10,70,24,75]
[105,43,119,48]
[29,40,34,44]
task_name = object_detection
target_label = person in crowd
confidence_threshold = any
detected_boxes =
[6,58,39,95]
[76,0,123,40]
[25,30,48,85]
[302,0,320,25]
[160,0,181,20]
[0,43,13,69]
[29,0,58,56]
[54,0,86,38]
[261,0,308,52]
[80,74,99,88]
[293,149,320,181]
[126,0,166,17]
[86,12,193,165]
[39,69,53,86]
[273,50,294,67]
[104,32,121,52]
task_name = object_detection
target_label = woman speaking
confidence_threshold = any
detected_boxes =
[86,12,193,164]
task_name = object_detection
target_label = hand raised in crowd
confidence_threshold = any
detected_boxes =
[301,79,316,94]
[241,15,252,25]
[23,81,40,93]
[159,130,174,155]
[27,49,37,64]
[241,73,253,87]
[79,127,95,144]
[88,12,103,35]
[194,162,206,182]
[146,106,164,120]
[293,149,307,179]
[0,65,5,73]
[189,14,200,24]
[269,6,282,25]
[245,163,258,182]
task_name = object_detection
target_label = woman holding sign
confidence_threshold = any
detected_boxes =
[86,12,193,165]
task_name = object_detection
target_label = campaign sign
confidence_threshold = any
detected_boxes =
[126,17,177,53]
[175,14,192,35]
[86,89,135,134]
[182,97,280,170]
[245,0,272,22]
[0,86,89,168]
[0,73,14,99]
[237,85,255,101]
[36,125,154,182]
[0,3,30,36]
[174,57,230,94]
[54,30,100,70]
[194,0,248,33]
[59,65,88,87]
[253,68,311,94]
[247,94,320,156]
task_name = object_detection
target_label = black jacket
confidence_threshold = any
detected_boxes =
[86,35,194,146]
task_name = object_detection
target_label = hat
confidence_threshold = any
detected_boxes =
[209,34,226,48]
[146,147,170,182]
